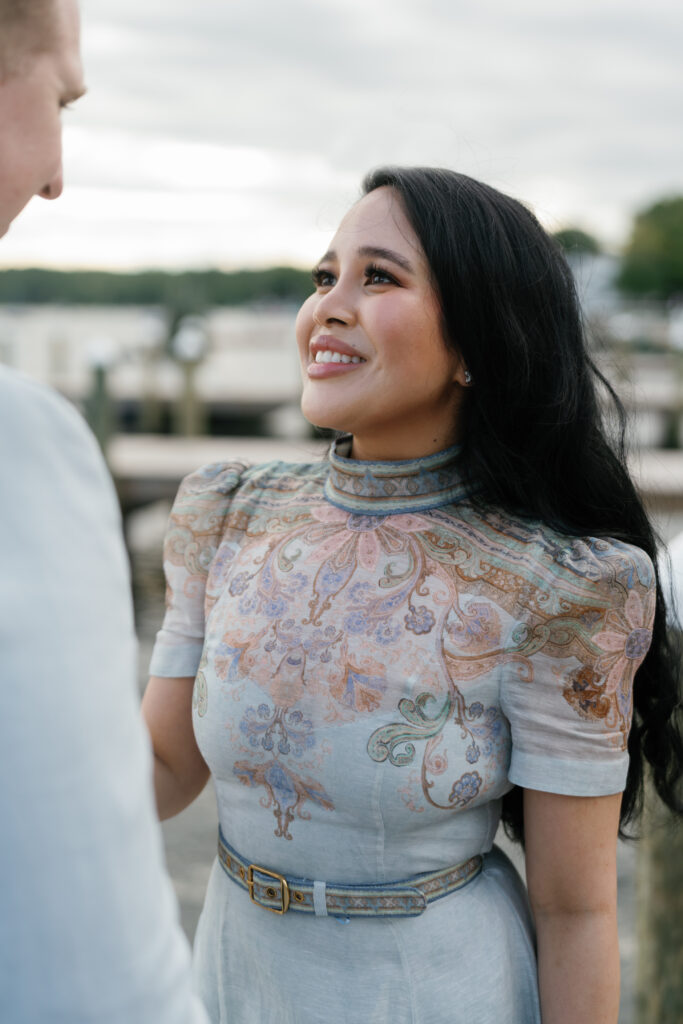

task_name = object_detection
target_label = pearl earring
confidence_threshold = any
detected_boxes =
[464,370,473,386]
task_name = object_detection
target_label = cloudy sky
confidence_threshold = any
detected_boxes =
[2,0,682,270]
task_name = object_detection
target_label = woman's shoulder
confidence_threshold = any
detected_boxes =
[467,504,656,603]
[531,525,655,595]
[164,459,328,558]
[507,518,657,623]
[174,457,327,502]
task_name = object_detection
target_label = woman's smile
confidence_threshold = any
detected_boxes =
[307,334,367,378]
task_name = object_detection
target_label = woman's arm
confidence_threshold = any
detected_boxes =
[524,789,622,1024]
[142,676,210,821]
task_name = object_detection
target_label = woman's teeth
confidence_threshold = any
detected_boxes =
[314,350,363,364]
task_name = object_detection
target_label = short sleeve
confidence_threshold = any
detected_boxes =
[500,539,656,797]
[149,461,248,678]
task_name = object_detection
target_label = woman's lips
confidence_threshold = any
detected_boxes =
[307,358,365,379]
[307,334,366,378]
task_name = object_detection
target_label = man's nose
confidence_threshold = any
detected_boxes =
[40,166,63,201]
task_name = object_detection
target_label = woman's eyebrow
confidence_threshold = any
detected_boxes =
[317,246,416,274]
[357,246,415,273]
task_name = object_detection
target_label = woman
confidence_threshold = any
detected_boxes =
[143,167,683,1023]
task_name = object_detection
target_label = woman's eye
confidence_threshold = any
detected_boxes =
[311,267,335,288]
[365,265,396,286]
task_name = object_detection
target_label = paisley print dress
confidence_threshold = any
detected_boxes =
[150,437,655,1024]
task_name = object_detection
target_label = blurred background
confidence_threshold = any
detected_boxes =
[2,1,682,1020]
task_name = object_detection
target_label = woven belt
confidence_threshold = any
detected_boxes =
[217,829,482,918]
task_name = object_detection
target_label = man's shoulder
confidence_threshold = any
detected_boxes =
[0,365,91,445]
[0,365,109,484]
[0,365,117,518]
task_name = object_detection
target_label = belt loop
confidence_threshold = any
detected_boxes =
[313,880,328,917]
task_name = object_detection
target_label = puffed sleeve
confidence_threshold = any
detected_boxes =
[149,461,248,678]
[500,538,656,796]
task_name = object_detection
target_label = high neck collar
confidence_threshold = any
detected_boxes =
[324,435,470,515]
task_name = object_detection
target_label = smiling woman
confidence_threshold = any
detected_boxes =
[143,166,683,1024]
[296,187,467,461]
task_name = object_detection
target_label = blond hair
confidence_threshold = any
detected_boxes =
[0,0,57,80]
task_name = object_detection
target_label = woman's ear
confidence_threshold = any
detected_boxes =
[452,357,473,388]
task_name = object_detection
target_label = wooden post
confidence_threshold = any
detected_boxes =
[170,317,208,438]
[139,349,164,433]
[90,364,112,452]
[175,360,206,437]
[138,312,166,433]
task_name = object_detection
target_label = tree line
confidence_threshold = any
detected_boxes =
[1,196,682,304]
[555,196,683,302]
[0,266,313,307]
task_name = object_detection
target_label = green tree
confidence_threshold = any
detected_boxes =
[617,196,683,299]
[553,227,601,255]
[0,266,313,306]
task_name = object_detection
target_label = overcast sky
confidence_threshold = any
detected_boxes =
[2,0,682,270]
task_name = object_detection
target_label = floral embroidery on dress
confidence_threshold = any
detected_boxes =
[368,688,508,810]
[233,758,333,840]
[592,588,654,692]
[155,443,656,840]
[449,771,482,807]
[562,665,612,720]
[562,585,655,746]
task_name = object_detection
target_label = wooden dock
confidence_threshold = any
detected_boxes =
[109,434,327,511]
[109,434,683,528]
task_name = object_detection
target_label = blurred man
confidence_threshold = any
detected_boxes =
[0,0,76,234]
[0,2,208,1020]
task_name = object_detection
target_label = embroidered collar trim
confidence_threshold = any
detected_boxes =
[324,435,470,515]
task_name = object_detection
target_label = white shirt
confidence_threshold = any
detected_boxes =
[0,366,208,1024]
[660,529,683,630]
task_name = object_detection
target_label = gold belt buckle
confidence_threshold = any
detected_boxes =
[246,863,290,914]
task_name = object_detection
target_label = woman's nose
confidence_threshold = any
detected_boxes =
[313,281,356,327]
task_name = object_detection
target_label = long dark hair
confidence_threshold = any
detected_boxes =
[362,166,683,843]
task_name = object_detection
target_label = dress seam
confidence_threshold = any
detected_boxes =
[387,920,419,1023]
[375,764,418,1022]
[372,762,387,882]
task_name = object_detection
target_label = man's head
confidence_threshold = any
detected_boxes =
[0,0,85,237]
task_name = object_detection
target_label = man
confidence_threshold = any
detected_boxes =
[0,2,208,1020]
[0,0,76,234]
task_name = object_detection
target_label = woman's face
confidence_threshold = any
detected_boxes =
[296,186,467,461]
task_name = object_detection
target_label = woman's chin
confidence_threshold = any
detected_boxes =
[300,399,352,436]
